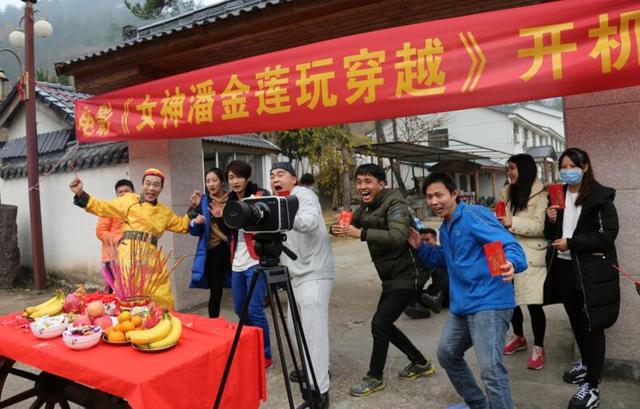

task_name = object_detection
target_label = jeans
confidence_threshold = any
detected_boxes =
[368,290,427,379]
[437,309,513,409]
[231,266,271,359]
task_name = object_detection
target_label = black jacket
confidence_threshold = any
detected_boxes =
[544,181,620,331]
[352,189,427,293]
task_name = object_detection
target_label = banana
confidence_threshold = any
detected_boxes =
[28,292,64,319]
[127,311,172,346]
[25,290,63,314]
[148,315,182,349]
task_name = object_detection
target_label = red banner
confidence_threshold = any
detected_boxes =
[76,0,640,142]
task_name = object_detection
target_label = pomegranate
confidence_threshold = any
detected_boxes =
[93,315,113,330]
[86,300,105,318]
[72,314,92,327]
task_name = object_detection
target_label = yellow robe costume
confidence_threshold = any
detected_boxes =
[84,192,189,308]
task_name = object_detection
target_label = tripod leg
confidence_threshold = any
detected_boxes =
[212,270,261,409]
[266,281,297,409]
[274,289,304,382]
[287,281,321,400]
[272,287,316,409]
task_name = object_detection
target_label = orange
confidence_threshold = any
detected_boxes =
[120,320,135,333]
[107,330,126,342]
[118,311,132,323]
[131,315,143,327]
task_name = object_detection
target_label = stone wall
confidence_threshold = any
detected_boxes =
[0,205,20,288]
[564,86,640,380]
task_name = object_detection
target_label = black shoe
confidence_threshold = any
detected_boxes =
[404,302,431,319]
[563,360,588,384]
[301,388,329,409]
[568,383,599,409]
[290,369,303,383]
[419,291,442,313]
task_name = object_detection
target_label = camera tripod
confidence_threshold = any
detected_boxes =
[213,233,321,409]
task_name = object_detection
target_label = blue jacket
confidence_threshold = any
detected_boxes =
[188,195,231,289]
[416,202,527,316]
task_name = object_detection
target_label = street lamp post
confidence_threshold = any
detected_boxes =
[23,0,46,290]
[7,0,53,290]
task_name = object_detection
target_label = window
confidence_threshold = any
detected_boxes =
[428,128,449,148]
[513,124,519,144]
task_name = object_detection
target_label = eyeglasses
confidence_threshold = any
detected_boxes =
[614,265,640,296]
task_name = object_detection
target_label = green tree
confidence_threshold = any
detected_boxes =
[124,0,197,19]
[270,125,366,209]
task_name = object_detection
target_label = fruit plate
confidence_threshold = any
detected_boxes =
[101,333,130,346]
[131,342,177,353]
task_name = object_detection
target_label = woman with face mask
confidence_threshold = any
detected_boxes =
[499,154,549,371]
[544,148,620,409]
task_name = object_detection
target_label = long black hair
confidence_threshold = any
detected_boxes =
[559,147,594,207]
[507,154,537,214]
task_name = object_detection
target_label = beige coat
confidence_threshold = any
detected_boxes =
[500,180,548,305]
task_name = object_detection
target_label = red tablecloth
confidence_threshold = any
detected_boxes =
[0,312,266,409]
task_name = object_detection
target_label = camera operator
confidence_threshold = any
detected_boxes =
[270,162,334,409]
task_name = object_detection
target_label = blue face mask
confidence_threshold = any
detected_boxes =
[560,168,583,185]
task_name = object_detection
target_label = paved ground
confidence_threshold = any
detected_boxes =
[1,237,639,408]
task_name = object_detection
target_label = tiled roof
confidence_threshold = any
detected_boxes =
[0,129,72,159]
[525,145,557,159]
[0,141,128,180]
[204,134,280,152]
[35,82,91,125]
[56,0,291,69]
[0,81,91,127]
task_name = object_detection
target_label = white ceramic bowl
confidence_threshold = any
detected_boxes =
[62,326,103,350]
[30,315,68,339]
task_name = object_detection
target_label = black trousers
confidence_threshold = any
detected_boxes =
[368,290,427,379]
[205,243,231,318]
[554,258,605,387]
[511,304,546,347]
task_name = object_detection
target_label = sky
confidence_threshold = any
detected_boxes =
[0,0,226,12]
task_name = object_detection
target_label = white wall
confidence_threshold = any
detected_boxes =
[0,164,130,282]
[7,101,70,140]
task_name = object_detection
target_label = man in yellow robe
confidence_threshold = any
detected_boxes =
[70,168,201,308]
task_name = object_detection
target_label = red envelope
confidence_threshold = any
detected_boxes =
[548,184,565,209]
[484,241,507,277]
[339,211,353,226]
[495,201,506,218]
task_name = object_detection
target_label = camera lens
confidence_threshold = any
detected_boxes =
[223,201,270,229]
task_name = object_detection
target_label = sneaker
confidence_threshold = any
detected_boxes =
[349,375,385,397]
[568,382,599,409]
[527,345,545,370]
[503,335,527,355]
[563,360,588,384]
[399,359,436,380]
[419,291,443,313]
[404,302,431,319]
